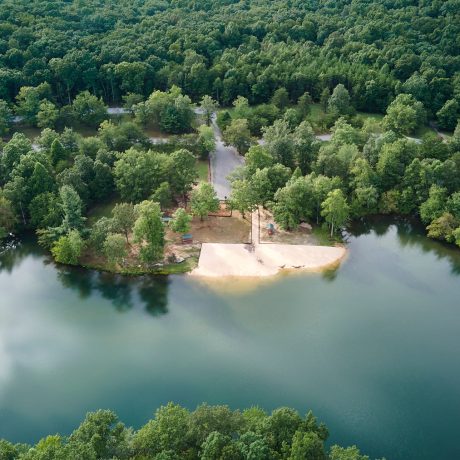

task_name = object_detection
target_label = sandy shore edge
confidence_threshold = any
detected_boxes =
[190,243,347,279]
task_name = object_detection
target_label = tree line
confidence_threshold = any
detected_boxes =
[0,403,380,460]
[0,0,459,128]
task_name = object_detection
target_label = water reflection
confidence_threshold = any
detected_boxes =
[0,234,45,273]
[55,265,171,316]
[0,234,170,316]
[348,216,460,274]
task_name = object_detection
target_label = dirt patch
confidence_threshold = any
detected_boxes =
[166,213,251,245]
[258,208,319,245]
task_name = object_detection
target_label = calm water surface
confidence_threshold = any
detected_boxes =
[1,218,459,460]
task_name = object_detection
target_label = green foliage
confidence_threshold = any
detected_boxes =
[69,409,129,459]
[29,192,61,229]
[328,84,353,116]
[169,149,197,200]
[200,95,219,126]
[59,185,85,233]
[297,92,312,118]
[229,179,258,219]
[420,185,447,225]
[190,182,219,220]
[1,0,460,270]
[0,403,381,460]
[111,202,136,244]
[216,110,232,131]
[144,87,193,134]
[51,230,85,265]
[0,133,32,181]
[50,139,67,166]
[0,194,17,239]
[98,120,148,152]
[15,83,51,125]
[104,233,127,265]
[383,94,426,135]
[170,208,192,234]
[151,182,173,210]
[197,124,216,160]
[251,164,292,206]
[36,100,59,129]
[272,177,313,230]
[224,118,252,155]
[289,431,326,460]
[329,445,371,460]
[72,91,107,127]
[321,189,350,237]
[0,100,13,136]
[90,216,114,251]
[114,148,169,202]
[436,99,459,132]
[263,119,295,167]
[133,200,164,263]
[426,213,458,243]
[271,87,290,110]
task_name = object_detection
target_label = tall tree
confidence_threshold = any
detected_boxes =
[0,100,13,136]
[321,189,350,237]
[190,183,219,220]
[59,185,85,233]
[112,203,136,245]
[200,95,219,126]
[133,200,164,263]
[224,119,252,155]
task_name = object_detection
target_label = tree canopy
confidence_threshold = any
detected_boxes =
[0,403,379,460]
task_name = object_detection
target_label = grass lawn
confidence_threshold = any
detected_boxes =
[356,111,384,123]
[311,224,343,246]
[196,160,209,182]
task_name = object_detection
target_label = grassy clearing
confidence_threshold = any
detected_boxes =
[311,224,344,246]
[196,160,209,182]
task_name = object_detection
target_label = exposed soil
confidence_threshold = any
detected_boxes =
[258,208,319,245]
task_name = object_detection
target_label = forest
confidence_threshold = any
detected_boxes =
[0,403,378,460]
[0,0,458,121]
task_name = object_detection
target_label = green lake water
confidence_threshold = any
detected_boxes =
[1,218,459,459]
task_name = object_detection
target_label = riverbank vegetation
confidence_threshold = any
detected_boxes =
[0,403,379,460]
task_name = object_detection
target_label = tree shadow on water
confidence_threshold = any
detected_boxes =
[55,265,170,316]
[349,216,460,276]
[95,272,134,312]
[137,276,170,316]
[56,266,95,299]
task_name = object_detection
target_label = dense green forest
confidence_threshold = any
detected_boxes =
[0,403,378,460]
[0,0,459,123]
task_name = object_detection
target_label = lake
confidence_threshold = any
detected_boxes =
[1,218,459,460]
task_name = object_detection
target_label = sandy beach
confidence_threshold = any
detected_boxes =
[190,242,346,278]
[191,208,346,278]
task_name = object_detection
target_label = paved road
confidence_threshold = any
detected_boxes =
[208,114,244,199]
